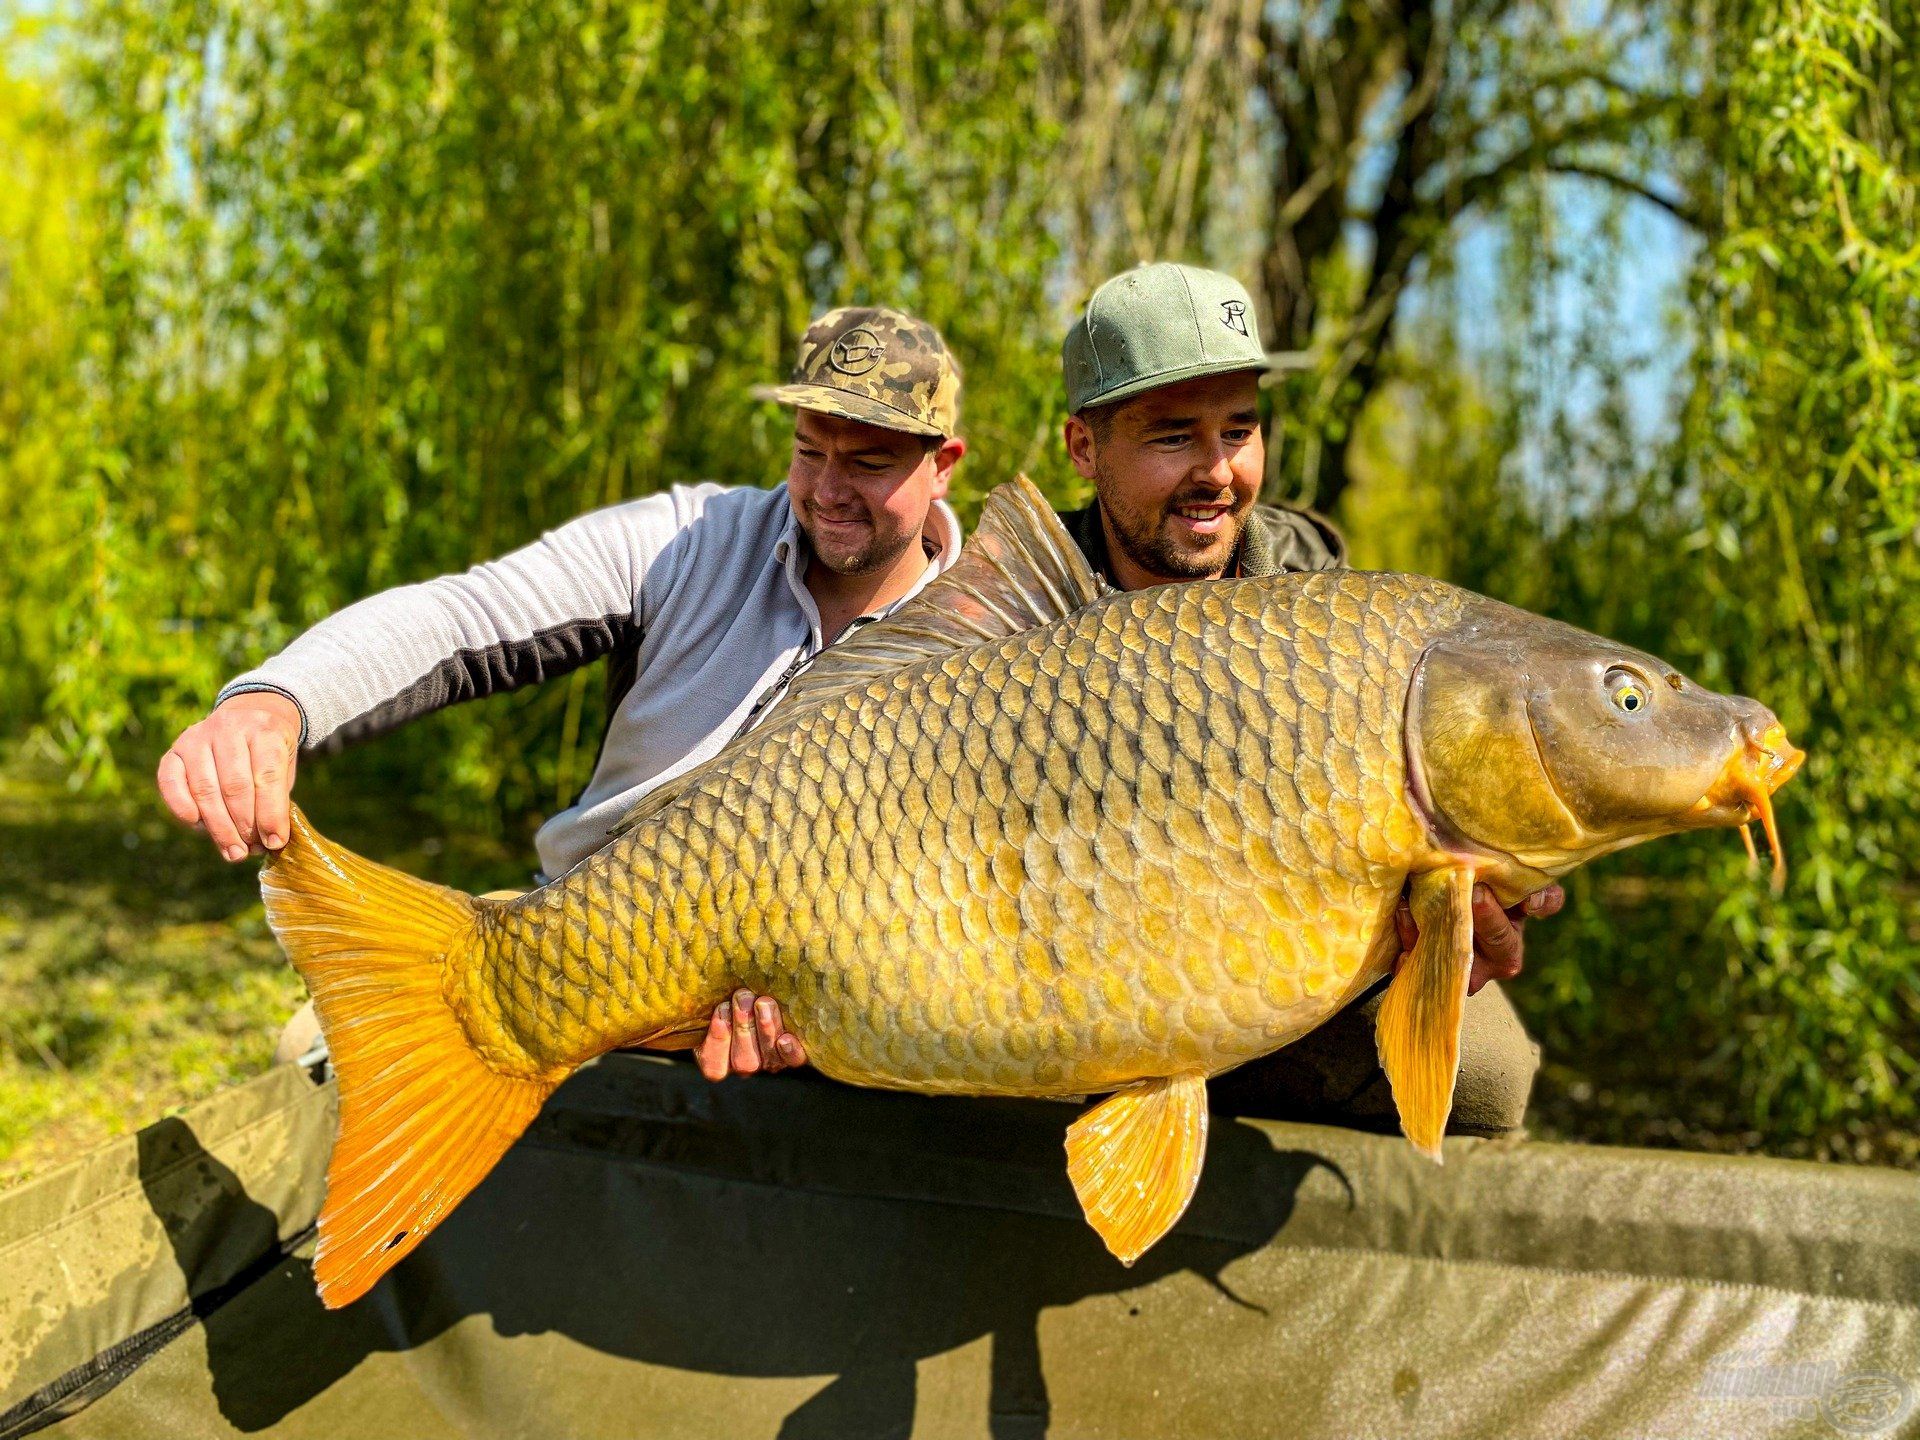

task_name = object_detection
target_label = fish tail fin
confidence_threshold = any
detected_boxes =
[261,805,560,1309]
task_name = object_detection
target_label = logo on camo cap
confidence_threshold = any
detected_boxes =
[755,306,962,438]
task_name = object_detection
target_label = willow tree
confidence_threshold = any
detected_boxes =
[1677,0,1919,1149]
[1354,0,1920,1158]
[1039,1,1698,512]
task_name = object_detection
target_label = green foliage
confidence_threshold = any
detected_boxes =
[1678,0,1920,1148]
[0,0,1913,1162]
[1346,1,1918,1159]
[16,0,1087,826]
[0,22,102,744]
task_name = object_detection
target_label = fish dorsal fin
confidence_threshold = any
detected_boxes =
[605,474,1100,843]
[1066,1073,1210,1265]
[756,472,1103,728]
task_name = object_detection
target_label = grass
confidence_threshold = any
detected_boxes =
[0,739,528,1190]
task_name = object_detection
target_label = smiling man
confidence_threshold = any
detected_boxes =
[159,306,965,1066]
[1056,262,1561,1137]
[1055,264,1345,591]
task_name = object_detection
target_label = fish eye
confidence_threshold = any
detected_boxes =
[1606,669,1650,714]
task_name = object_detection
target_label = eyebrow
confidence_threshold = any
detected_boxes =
[795,434,909,460]
[1139,409,1260,435]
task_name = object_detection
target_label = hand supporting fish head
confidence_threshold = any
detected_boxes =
[1405,609,1804,898]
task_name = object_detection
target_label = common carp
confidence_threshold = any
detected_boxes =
[262,477,1802,1307]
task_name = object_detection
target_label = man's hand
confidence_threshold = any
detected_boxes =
[157,692,302,861]
[693,989,808,1080]
[1394,882,1565,996]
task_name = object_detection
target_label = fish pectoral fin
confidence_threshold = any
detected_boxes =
[629,1018,711,1051]
[1065,1073,1209,1266]
[1376,865,1476,1163]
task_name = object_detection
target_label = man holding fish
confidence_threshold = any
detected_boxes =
[157,270,1557,1137]
[695,265,1563,1133]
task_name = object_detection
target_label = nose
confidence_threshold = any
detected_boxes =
[814,463,856,505]
[1731,697,1776,745]
[1193,438,1234,489]
[1733,699,1804,794]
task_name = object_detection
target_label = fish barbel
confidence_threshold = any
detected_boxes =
[262,477,1803,1306]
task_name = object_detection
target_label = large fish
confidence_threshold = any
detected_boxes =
[262,477,1802,1307]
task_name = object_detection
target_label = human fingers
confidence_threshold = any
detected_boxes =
[1393,896,1417,960]
[211,727,260,853]
[694,1004,732,1081]
[777,1033,807,1068]
[249,729,296,852]
[1519,884,1565,921]
[1468,883,1524,996]
[183,743,248,860]
[156,746,202,829]
[728,990,762,1075]
[754,997,786,1073]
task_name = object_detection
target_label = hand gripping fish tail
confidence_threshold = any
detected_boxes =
[261,811,566,1309]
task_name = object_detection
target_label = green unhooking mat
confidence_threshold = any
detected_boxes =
[2,1054,1916,1439]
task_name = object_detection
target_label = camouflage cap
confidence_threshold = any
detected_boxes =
[754,306,962,439]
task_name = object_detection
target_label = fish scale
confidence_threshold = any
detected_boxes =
[262,476,1803,1305]
[463,571,1462,1096]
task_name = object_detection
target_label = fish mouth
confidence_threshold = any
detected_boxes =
[1688,722,1805,891]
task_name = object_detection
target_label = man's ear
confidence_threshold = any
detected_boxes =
[1064,415,1099,480]
[929,436,966,496]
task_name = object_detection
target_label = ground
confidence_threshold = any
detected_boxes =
[0,743,1909,1190]
[0,742,525,1189]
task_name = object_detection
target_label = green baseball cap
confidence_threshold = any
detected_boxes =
[1062,263,1271,414]
[754,305,962,438]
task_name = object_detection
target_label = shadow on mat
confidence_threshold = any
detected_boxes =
[141,1079,1343,1439]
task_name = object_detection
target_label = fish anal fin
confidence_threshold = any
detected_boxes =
[1065,1073,1209,1265]
[262,807,561,1308]
[1376,865,1475,1162]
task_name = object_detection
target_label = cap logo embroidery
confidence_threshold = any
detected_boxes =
[829,328,885,377]
[1219,299,1249,337]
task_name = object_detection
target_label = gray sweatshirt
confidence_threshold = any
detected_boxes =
[220,483,963,878]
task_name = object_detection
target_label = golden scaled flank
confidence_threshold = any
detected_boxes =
[462,572,1458,1098]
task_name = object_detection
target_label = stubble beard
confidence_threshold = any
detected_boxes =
[1096,462,1247,582]
[803,515,916,577]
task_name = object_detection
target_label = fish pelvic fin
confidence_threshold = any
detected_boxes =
[1376,865,1476,1162]
[261,806,560,1309]
[1065,1073,1209,1266]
